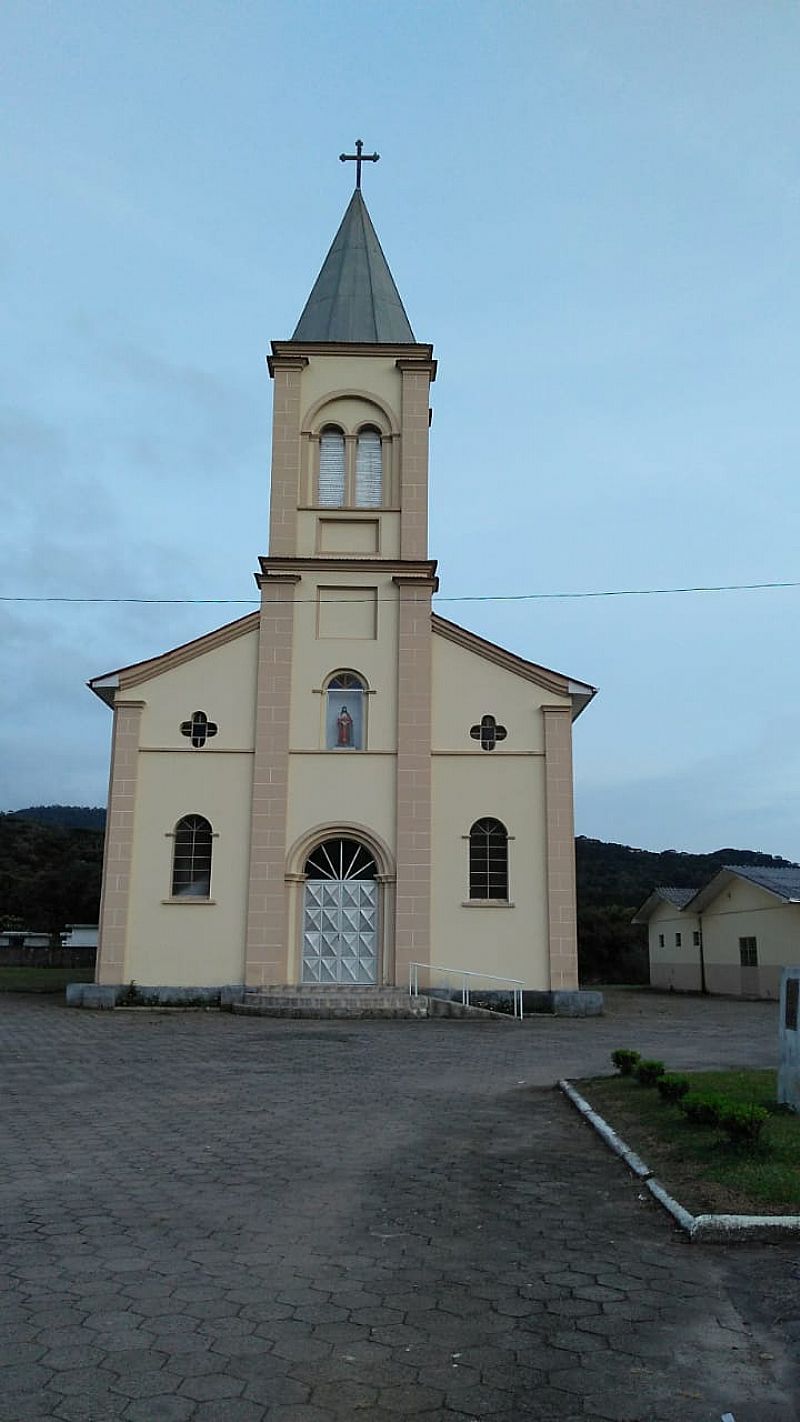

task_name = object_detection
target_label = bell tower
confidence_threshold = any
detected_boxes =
[244,150,439,989]
[265,182,436,564]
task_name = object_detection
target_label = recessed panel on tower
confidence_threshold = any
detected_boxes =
[316,586,378,640]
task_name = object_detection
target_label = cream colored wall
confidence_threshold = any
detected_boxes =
[295,510,401,559]
[136,629,258,749]
[294,355,404,559]
[113,629,259,985]
[288,570,400,753]
[300,356,401,426]
[647,901,701,965]
[702,879,800,968]
[431,756,549,988]
[646,900,702,991]
[429,632,567,990]
[431,632,563,752]
[125,752,253,986]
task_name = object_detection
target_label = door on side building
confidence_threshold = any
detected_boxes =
[302,837,378,984]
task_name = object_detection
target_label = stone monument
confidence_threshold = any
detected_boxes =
[778,966,800,1112]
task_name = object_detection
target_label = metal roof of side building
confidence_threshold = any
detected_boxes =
[290,190,416,344]
[631,886,698,923]
[714,864,800,902]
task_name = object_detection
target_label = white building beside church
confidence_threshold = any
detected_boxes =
[71,171,597,1012]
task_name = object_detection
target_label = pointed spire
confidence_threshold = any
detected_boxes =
[290,190,415,344]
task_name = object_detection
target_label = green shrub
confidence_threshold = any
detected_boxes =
[682,1092,726,1127]
[657,1073,690,1104]
[635,1058,666,1086]
[720,1103,768,1146]
[611,1049,641,1076]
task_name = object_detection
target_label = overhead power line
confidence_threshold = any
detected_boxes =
[0,578,799,607]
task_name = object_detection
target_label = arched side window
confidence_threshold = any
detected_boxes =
[355,426,383,508]
[171,815,213,898]
[318,426,346,507]
[325,671,366,751]
[468,818,509,901]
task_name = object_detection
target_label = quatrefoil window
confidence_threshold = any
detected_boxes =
[470,714,507,752]
[180,710,218,748]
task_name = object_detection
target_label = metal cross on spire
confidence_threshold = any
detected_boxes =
[339,138,380,190]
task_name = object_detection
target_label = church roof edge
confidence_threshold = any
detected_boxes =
[431,613,597,718]
[87,611,260,706]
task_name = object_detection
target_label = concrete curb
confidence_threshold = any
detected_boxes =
[558,1079,800,1243]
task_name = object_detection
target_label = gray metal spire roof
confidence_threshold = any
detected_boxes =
[291,190,415,344]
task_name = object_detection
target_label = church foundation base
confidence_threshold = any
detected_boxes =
[524,989,604,1016]
[66,983,244,1009]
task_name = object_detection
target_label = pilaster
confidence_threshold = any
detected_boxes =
[244,572,300,986]
[397,358,435,561]
[543,704,579,990]
[393,572,438,984]
[96,700,145,985]
[267,356,308,557]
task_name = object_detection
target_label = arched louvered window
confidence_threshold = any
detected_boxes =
[171,815,213,898]
[318,426,346,507]
[355,427,383,507]
[469,818,509,901]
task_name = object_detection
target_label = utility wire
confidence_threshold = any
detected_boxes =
[0,578,799,607]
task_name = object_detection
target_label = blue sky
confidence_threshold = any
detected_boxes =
[1,1,799,857]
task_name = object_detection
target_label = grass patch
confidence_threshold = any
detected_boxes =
[580,1069,800,1215]
[0,966,94,993]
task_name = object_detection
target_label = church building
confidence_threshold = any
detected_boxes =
[75,154,597,1011]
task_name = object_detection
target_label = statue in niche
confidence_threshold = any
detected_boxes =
[336,705,354,747]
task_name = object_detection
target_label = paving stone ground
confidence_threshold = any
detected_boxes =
[1,989,798,1422]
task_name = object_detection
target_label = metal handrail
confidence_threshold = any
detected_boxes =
[408,961,524,1020]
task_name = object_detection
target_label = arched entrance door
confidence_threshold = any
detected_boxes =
[302,838,379,984]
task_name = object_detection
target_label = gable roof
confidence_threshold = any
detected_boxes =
[632,886,698,924]
[686,864,800,912]
[432,613,596,719]
[88,607,597,721]
[87,612,259,706]
[290,190,416,344]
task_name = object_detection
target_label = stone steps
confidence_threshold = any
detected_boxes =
[231,985,510,1021]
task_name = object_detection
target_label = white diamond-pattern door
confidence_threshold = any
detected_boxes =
[302,880,378,984]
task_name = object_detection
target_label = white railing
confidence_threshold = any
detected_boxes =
[408,961,524,1020]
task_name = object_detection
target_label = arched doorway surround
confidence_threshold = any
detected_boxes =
[285,824,395,986]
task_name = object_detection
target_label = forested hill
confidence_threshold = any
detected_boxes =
[0,814,104,935]
[576,836,798,910]
[9,805,106,831]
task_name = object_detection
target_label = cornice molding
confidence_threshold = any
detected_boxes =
[266,354,309,377]
[91,612,260,700]
[271,339,434,362]
[259,555,438,578]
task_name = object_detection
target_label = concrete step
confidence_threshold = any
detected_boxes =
[232,987,513,1021]
[233,1002,428,1020]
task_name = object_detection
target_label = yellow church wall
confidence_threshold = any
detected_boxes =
[286,756,396,859]
[125,753,253,986]
[300,356,402,430]
[431,632,564,753]
[431,756,549,989]
[133,628,259,750]
[294,509,401,559]
[288,571,400,752]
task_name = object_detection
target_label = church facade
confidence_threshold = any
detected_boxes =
[79,178,596,1006]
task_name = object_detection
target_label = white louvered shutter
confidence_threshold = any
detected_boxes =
[319,430,345,506]
[355,429,383,507]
